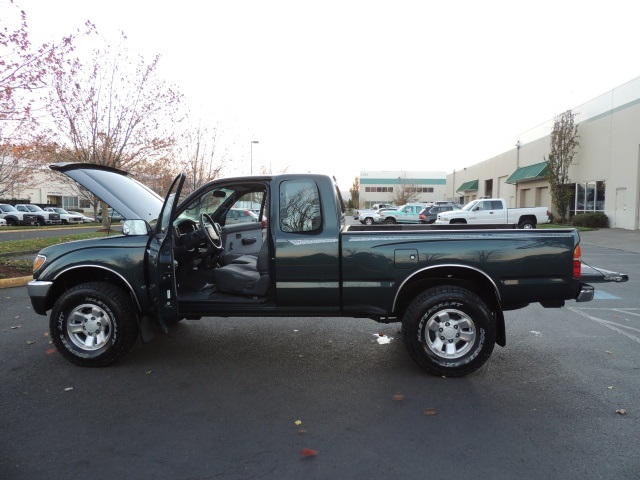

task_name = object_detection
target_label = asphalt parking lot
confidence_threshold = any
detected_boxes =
[1,228,639,479]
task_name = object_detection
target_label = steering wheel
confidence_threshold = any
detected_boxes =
[199,213,223,252]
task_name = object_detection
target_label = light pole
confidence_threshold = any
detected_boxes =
[515,140,521,208]
[250,140,259,175]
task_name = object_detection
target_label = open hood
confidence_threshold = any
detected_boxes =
[50,163,164,223]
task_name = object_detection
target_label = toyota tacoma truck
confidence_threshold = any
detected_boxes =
[436,198,549,229]
[27,163,626,377]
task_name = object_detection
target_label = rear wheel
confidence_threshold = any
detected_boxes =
[402,285,496,377]
[7,218,17,226]
[50,282,139,367]
[364,217,374,225]
[518,219,536,229]
[384,218,396,224]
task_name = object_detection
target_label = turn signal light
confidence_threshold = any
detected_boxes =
[573,245,582,279]
[33,254,46,273]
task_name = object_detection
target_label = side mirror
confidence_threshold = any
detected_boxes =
[122,219,150,236]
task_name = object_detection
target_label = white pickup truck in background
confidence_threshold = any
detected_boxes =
[435,198,549,229]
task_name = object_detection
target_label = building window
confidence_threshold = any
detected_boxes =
[365,187,371,192]
[573,181,605,214]
[63,196,79,209]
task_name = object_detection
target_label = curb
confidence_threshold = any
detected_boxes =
[0,275,32,289]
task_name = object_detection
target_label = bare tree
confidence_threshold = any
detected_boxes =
[179,121,227,195]
[42,32,183,226]
[390,180,420,205]
[545,110,579,223]
[1,1,90,196]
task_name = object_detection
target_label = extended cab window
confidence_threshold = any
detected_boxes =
[279,180,321,233]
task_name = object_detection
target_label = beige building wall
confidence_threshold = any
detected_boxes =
[446,76,640,230]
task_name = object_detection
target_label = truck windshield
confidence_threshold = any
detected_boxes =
[461,200,478,211]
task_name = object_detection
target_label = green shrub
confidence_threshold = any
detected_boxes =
[572,212,608,228]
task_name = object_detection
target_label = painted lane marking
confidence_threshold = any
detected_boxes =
[568,307,640,345]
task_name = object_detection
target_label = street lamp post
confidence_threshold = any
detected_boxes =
[250,140,259,175]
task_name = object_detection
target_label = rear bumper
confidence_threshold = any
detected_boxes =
[575,283,595,302]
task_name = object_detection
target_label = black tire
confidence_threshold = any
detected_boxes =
[364,217,374,225]
[50,282,139,367]
[38,216,46,226]
[402,285,496,377]
[384,218,396,224]
[518,220,536,229]
[7,218,17,226]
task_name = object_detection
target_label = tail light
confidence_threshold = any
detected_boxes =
[419,214,426,220]
[573,244,582,279]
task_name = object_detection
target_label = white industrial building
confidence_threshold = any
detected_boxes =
[359,170,447,208]
[449,75,640,230]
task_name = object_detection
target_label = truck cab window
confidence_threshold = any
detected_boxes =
[279,180,321,233]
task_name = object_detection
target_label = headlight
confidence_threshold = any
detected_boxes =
[33,254,46,273]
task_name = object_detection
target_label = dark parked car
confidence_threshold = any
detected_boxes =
[96,208,124,223]
[418,204,461,224]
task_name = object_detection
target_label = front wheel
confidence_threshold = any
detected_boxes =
[50,282,139,367]
[402,286,496,377]
[384,218,396,224]
[364,217,374,225]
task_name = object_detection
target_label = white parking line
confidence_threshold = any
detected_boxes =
[568,307,640,344]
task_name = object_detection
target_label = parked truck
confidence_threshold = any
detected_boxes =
[15,204,62,226]
[436,198,549,229]
[377,203,427,224]
[0,203,38,226]
[27,164,626,377]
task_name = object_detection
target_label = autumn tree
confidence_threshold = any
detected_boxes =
[545,110,579,223]
[349,177,360,209]
[42,32,183,226]
[1,1,88,195]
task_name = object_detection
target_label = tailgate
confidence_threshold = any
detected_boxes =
[580,264,628,283]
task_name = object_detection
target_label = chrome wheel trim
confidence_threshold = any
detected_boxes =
[66,303,113,351]
[424,308,476,359]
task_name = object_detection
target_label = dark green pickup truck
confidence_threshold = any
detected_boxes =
[27,163,626,376]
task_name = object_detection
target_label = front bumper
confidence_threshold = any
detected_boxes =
[27,280,53,314]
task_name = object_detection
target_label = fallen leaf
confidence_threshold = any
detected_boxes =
[26,341,34,345]
[607,386,613,390]
[64,387,73,392]
[300,448,318,457]
[294,420,302,426]
[392,393,405,402]
[44,332,49,337]
[46,348,57,355]
[10,325,21,329]
[615,409,626,415]
[145,371,153,375]
[605,351,612,354]
[424,408,438,416]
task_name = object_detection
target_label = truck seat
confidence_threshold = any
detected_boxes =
[212,240,269,295]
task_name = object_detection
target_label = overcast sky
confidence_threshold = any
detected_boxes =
[17,0,640,190]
